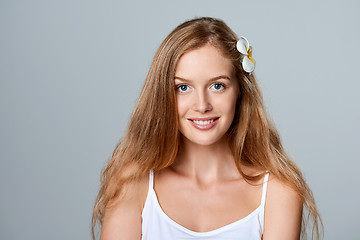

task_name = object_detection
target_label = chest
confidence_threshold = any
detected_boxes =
[153,176,263,232]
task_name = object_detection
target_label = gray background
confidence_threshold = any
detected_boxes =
[1,0,359,239]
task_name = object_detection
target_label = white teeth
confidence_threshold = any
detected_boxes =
[193,119,214,125]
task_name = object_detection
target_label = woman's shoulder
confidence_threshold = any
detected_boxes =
[267,175,302,200]
[263,174,303,239]
[100,172,149,239]
[112,172,150,212]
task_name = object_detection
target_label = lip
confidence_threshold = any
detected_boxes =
[187,117,219,130]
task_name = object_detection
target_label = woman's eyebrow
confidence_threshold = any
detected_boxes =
[174,75,231,82]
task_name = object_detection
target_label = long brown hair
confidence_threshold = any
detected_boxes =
[91,17,322,239]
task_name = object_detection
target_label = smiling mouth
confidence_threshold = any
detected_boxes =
[188,117,220,129]
[192,119,215,125]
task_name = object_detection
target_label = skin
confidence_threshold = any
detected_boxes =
[100,44,303,240]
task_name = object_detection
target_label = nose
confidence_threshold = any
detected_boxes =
[193,89,212,113]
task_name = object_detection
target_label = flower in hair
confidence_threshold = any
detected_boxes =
[236,36,255,74]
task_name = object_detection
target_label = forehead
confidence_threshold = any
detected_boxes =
[175,44,234,80]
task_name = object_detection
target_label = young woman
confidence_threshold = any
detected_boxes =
[92,17,322,239]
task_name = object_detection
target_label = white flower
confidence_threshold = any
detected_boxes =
[236,36,256,74]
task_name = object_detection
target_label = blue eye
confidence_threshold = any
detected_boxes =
[212,83,225,91]
[177,84,189,92]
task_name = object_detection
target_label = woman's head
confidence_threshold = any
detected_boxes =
[130,17,262,160]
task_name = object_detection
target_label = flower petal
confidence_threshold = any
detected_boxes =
[241,36,250,50]
[242,56,255,73]
[236,39,248,55]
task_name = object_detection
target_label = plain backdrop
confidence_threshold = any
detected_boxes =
[1,0,359,239]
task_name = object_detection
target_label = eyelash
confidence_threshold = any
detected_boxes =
[211,83,225,91]
[176,84,190,93]
[175,83,226,93]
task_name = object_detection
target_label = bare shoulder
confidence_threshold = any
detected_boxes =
[263,175,303,240]
[266,175,303,205]
[100,173,149,240]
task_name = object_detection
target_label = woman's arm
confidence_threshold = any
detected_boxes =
[100,177,148,240]
[262,177,303,240]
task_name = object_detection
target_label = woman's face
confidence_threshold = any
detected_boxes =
[174,44,238,146]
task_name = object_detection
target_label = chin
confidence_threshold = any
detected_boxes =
[180,133,227,147]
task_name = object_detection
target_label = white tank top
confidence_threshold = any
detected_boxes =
[141,170,270,240]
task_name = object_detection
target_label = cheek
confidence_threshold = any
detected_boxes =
[228,94,238,114]
[228,89,239,110]
[215,92,238,115]
[176,95,189,117]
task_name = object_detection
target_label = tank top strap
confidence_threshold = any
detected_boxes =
[260,171,270,206]
[148,170,154,191]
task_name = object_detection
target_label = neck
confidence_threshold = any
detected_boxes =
[171,135,241,185]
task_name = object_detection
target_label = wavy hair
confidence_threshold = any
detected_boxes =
[91,17,323,239]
